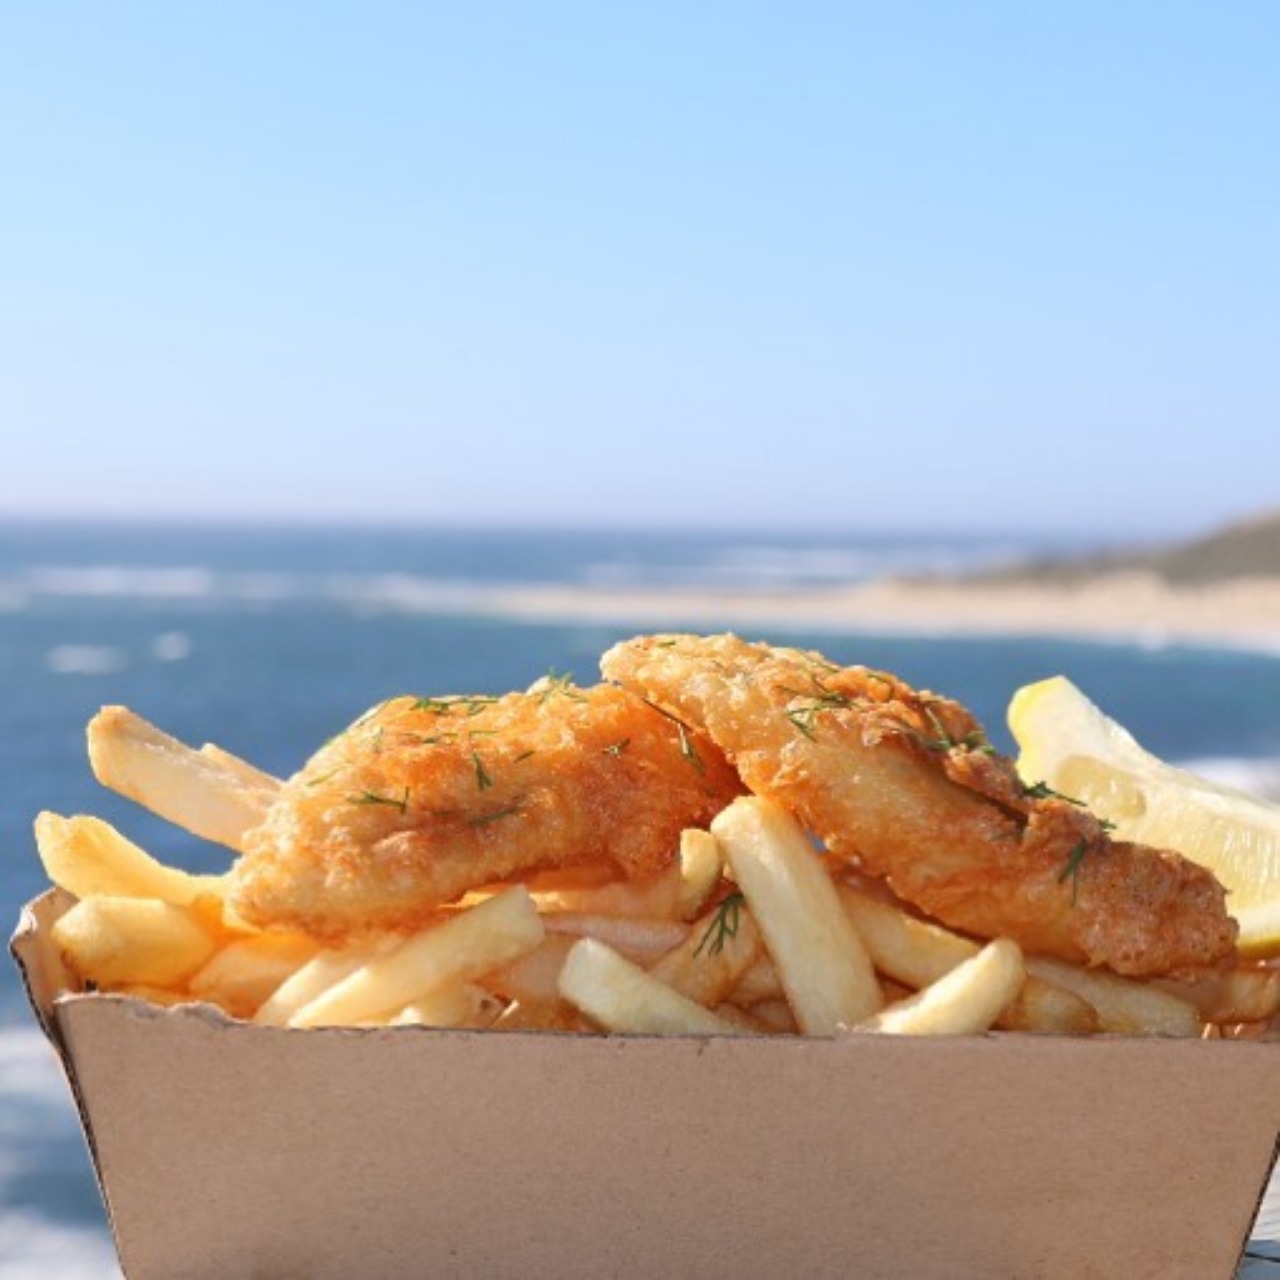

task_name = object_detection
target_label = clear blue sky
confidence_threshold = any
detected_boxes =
[3,3,1276,537]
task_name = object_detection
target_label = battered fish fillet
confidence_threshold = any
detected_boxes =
[229,677,742,941]
[601,633,1237,978]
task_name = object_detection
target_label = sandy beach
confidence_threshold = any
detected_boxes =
[464,571,1280,652]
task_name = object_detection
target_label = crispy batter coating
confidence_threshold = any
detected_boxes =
[229,678,742,941]
[601,633,1237,977]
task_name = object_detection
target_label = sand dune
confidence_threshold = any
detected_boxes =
[470,570,1280,651]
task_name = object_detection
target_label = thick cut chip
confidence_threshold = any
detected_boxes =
[558,938,739,1035]
[87,706,278,851]
[856,938,1025,1036]
[1024,955,1202,1037]
[711,796,882,1033]
[648,897,763,1009]
[289,886,545,1028]
[35,811,229,906]
[188,932,321,1018]
[1154,965,1280,1025]
[540,912,688,965]
[836,881,1099,1035]
[52,896,221,989]
[389,983,504,1029]
[480,934,577,1005]
[255,935,401,1027]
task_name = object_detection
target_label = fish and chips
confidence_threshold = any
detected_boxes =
[33,633,1280,1041]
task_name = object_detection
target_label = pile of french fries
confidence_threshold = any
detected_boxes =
[35,772,1280,1040]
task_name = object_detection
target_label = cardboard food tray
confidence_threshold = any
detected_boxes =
[13,889,1280,1280]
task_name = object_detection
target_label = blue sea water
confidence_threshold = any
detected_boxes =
[4,519,1280,1275]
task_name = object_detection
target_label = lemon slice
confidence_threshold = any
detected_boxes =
[1008,675,1280,957]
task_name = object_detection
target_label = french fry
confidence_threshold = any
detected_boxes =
[525,829,723,922]
[490,998,588,1033]
[255,934,402,1027]
[290,886,545,1028]
[647,896,763,1009]
[188,931,321,1019]
[87,705,278,852]
[675,827,723,920]
[710,1002,774,1034]
[738,997,798,1034]
[112,983,195,1007]
[856,939,1025,1036]
[541,912,688,965]
[390,983,505,1029]
[836,883,1100,1035]
[730,952,785,1006]
[1154,965,1280,1025]
[52,895,221,989]
[1025,956,1202,1037]
[711,796,881,1033]
[198,743,282,793]
[35,811,230,906]
[558,938,739,1035]
[529,865,684,919]
[480,933,577,1005]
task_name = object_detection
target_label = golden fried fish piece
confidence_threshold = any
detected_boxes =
[229,677,743,941]
[601,633,1237,978]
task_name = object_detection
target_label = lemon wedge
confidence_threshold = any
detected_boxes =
[1008,675,1280,957]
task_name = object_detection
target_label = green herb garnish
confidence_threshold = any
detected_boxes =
[412,694,498,717]
[537,670,586,703]
[695,892,746,957]
[467,803,522,828]
[350,786,410,815]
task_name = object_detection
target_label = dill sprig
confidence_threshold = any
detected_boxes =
[1024,781,1118,841]
[350,786,410,815]
[536,669,586,703]
[602,739,630,756]
[1024,779,1082,804]
[917,704,994,754]
[639,696,706,773]
[1058,838,1091,903]
[781,682,854,741]
[471,749,493,791]
[675,721,705,774]
[411,694,499,717]
[1056,818,1115,902]
[467,802,522,828]
[695,892,746,958]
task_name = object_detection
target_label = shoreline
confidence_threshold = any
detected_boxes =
[460,571,1280,654]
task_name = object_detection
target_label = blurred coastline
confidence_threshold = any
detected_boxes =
[428,508,1280,652]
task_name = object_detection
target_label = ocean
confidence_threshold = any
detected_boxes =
[4,519,1280,1276]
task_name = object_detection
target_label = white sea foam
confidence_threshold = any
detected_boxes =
[11,564,491,614]
[0,1210,119,1280]
[0,585,29,613]
[0,1029,120,1278]
[1177,757,1280,802]
[45,645,129,676]
[150,630,193,662]
[26,566,220,600]
[325,572,491,615]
